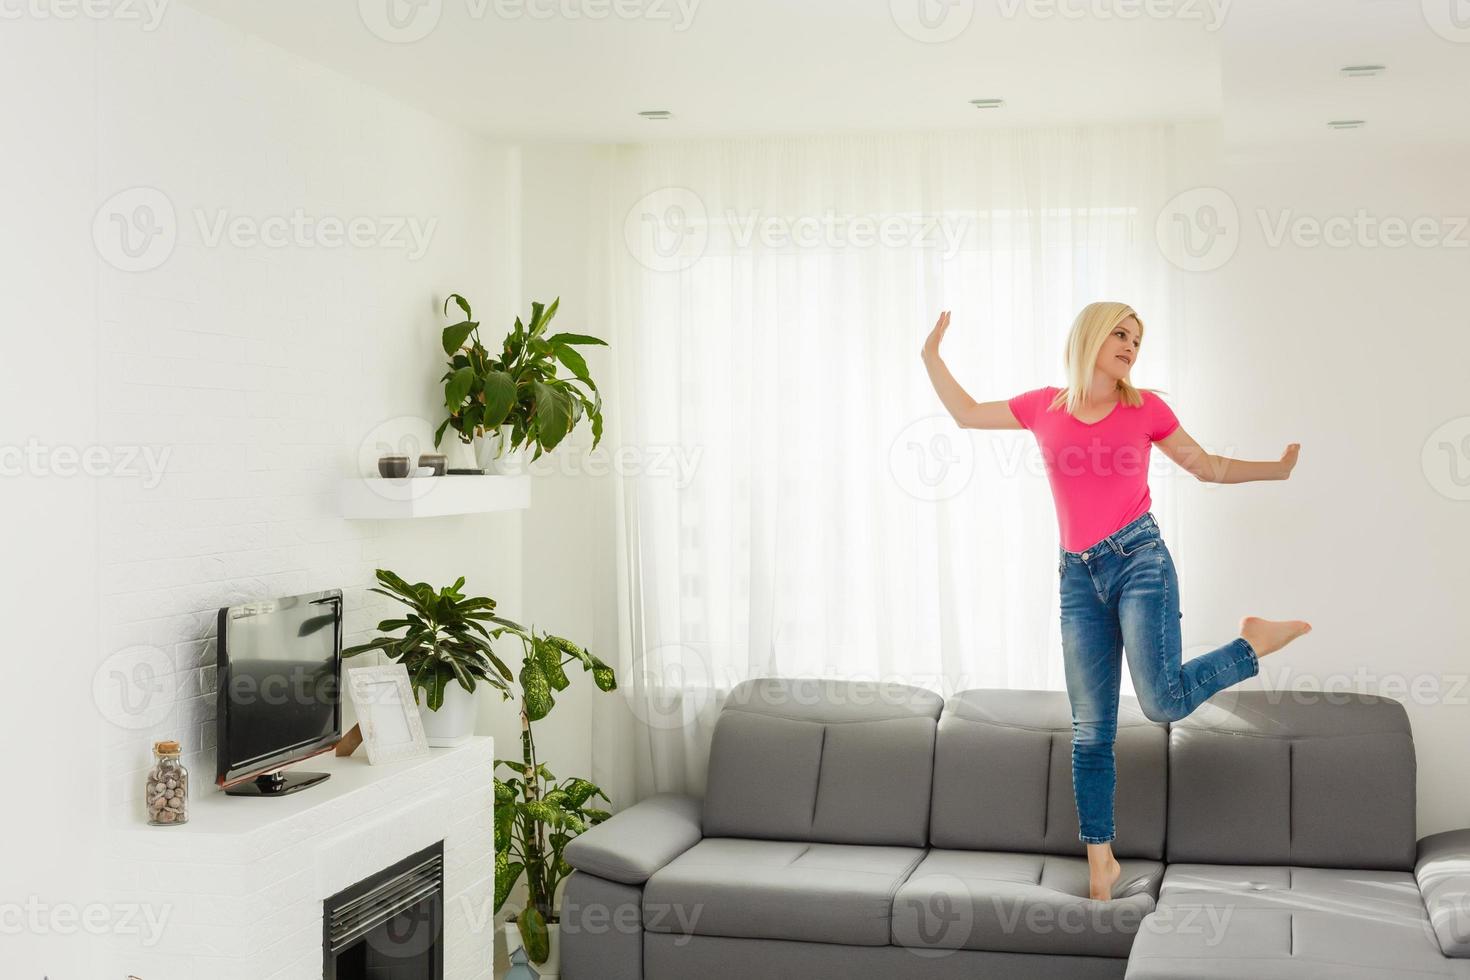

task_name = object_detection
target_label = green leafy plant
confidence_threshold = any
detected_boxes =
[434,293,607,460]
[341,569,515,709]
[493,627,618,965]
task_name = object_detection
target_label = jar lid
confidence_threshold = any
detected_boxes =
[154,740,181,755]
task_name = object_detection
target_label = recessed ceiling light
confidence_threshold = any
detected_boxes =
[638,110,674,120]
[969,99,1005,109]
[1340,64,1387,78]
[1327,119,1367,129]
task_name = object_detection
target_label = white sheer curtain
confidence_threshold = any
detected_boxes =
[591,125,1189,802]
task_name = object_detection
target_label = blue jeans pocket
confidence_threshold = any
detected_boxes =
[1118,534,1161,559]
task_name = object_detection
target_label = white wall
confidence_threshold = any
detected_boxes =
[88,7,527,813]
[511,143,684,825]
[508,143,625,810]
[4,7,524,975]
[0,17,102,980]
[1171,135,1470,838]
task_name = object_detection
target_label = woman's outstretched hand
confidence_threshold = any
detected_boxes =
[922,310,951,362]
[1278,443,1301,479]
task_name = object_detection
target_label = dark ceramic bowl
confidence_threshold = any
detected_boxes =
[377,455,410,478]
[417,453,447,476]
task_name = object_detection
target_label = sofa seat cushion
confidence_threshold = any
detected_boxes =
[1125,863,1461,979]
[642,837,925,946]
[889,848,1163,958]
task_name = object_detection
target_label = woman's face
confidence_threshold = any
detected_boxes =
[1094,315,1141,383]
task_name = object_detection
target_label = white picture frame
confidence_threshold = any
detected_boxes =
[345,664,430,765]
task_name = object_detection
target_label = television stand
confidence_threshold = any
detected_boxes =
[225,770,331,797]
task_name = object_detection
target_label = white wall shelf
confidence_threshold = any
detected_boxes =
[341,474,530,519]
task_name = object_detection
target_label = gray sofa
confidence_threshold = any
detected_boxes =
[560,677,1470,978]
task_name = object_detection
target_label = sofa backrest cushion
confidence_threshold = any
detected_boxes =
[702,677,942,847]
[1166,691,1416,870]
[928,689,1169,861]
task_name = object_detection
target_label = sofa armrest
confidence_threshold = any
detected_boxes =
[1417,828,1470,957]
[564,792,703,885]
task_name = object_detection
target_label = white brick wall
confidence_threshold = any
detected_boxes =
[104,737,496,980]
[90,5,524,822]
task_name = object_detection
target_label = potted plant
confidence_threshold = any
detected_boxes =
[343,566,618,974]
[341,569,515,746]
[433,293,608,474]
[492,621,618,976]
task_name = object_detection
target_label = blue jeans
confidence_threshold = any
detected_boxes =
[1059,511,1259,844]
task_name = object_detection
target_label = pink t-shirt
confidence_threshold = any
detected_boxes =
[1007,386,1180,552]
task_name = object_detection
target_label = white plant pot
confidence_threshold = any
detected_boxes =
[416,682,476,747]
[472,429,501,471]
[505,918,560,978]
[488,424,533,476]
[538,923,561,978]
[444,436,478,471]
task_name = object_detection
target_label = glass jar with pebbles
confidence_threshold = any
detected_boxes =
[145,740,189,826]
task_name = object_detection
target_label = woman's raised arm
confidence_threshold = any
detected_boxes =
[920,310,1023,430]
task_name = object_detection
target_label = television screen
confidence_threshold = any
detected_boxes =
[216,589,342,788]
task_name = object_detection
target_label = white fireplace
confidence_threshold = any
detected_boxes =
[104,737,495,979]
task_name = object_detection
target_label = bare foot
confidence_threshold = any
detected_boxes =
[1086,847,1122,901]
[1240,616,1312,658]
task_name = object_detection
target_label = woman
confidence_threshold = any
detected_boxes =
[921,301,1311,902]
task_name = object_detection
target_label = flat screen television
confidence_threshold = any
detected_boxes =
[215,588,343,796]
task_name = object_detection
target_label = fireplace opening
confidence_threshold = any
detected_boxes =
[324,840,444,980]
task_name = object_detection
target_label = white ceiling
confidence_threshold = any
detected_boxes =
[179,0,1469,147]
[1221,0,1470,152]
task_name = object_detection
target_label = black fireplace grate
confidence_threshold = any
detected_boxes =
[324,840,444,980]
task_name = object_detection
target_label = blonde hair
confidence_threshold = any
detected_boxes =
[1049,301,1155,415]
